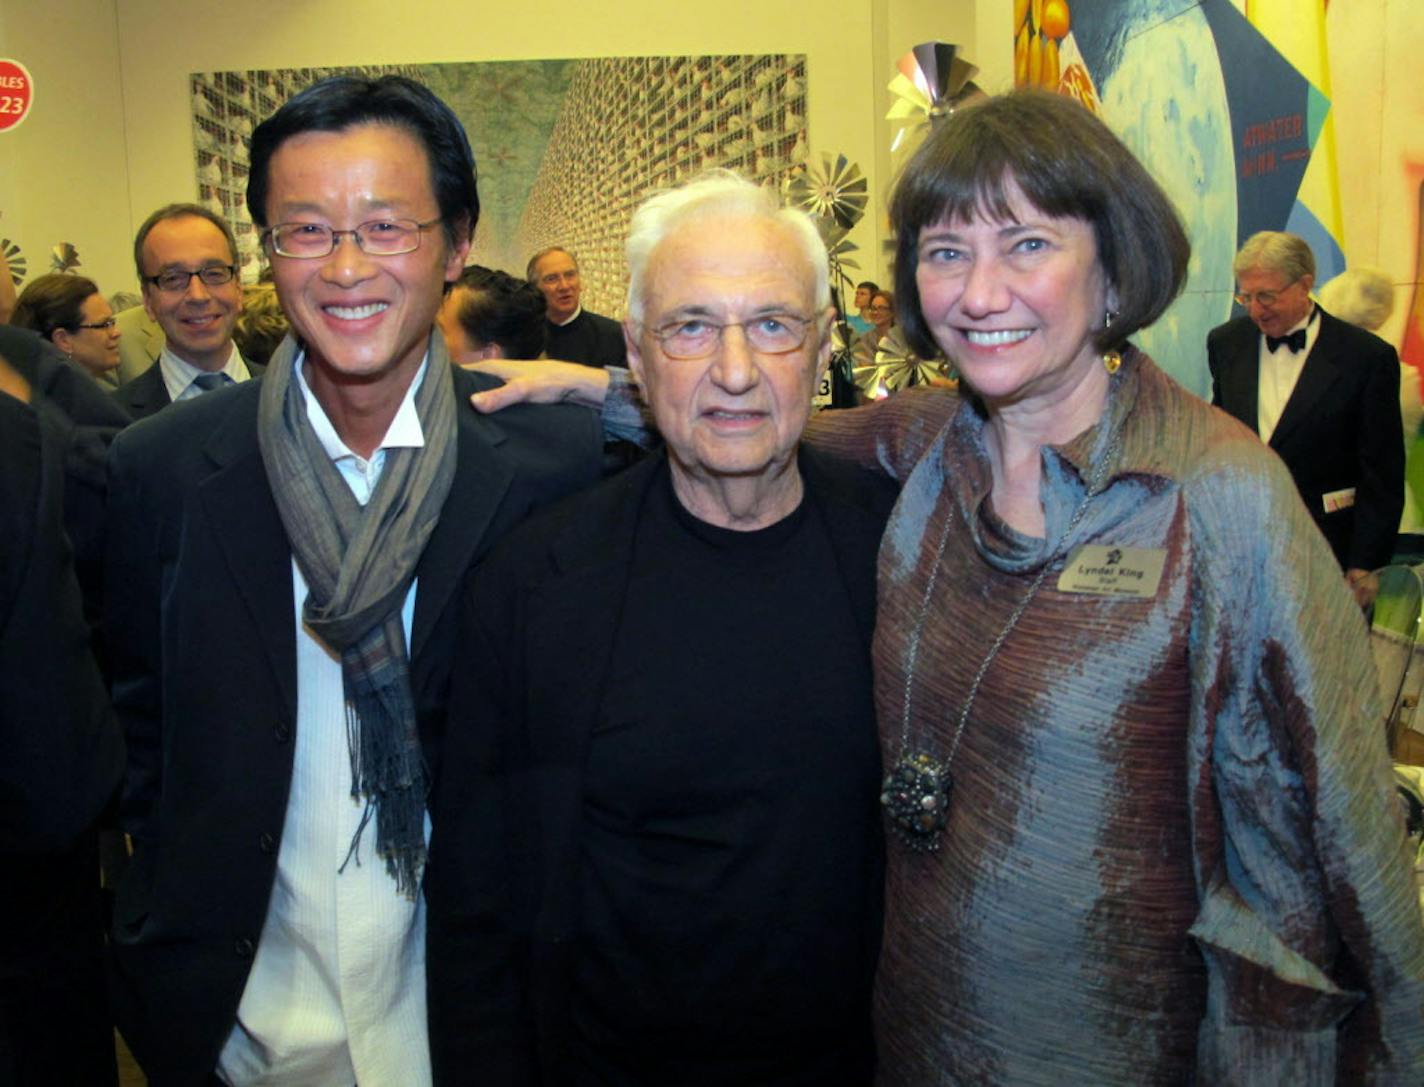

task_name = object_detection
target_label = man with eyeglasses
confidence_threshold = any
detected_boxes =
[1208,230,1403,605]
[114,203,259,420]
[103,76,602,1087]
[425,170,891,1084]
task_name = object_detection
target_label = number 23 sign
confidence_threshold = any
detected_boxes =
[0,61,33,133]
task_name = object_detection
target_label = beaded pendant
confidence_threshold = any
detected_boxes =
[881,751,952,851]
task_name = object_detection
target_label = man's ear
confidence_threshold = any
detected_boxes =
[624,320,646,391]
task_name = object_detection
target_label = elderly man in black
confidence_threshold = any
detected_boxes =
[426,171,892,1085]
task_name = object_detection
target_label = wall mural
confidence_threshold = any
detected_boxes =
[189,54,808,318]
[1017,0,1424,536]
[1014,0,1337,398]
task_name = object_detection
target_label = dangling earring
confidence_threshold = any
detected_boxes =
[1102,309,1121,373]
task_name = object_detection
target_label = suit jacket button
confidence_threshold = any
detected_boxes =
[258,832,277,854]
[234,937,255,958]
[273,723,291,744]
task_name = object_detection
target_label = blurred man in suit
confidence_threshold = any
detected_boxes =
[0,326,125,1086]
[528,246,626,368]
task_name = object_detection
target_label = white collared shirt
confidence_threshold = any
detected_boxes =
[217,353,433,1087]
[158,341,252,403]
[554,305,583,327]
[1257,306,1321,443]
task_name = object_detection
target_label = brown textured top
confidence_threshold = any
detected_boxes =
[808,348,1424,1085]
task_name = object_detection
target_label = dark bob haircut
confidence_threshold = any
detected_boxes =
[451,265,548,359]
[11,274,102,341]
[889,89,1189,359]
[247,75,480,249]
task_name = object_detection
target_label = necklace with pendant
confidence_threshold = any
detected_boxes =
[881,407,1124,852]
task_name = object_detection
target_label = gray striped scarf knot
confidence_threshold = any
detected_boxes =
[257,333,457,897]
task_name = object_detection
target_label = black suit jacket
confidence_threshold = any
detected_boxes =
[1208,306,1404,571]
[424,448,896,1084]
[543,308,627,369]
[0,327,131,662]
[113,358,266,421]
[0,330,125,1085]
[103,358,603,1086]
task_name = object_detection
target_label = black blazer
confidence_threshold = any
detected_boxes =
[103,360,603,1086]
[424,447,897,1084]
[543,309,627,369]
[1208,306,1404,571]
[113,358,266,421]
[0,329,126,1086]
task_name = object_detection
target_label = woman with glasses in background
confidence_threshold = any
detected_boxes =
[11,274,122,384]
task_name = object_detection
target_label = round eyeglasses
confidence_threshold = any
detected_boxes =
[647,313,817,360]
[1233,278,1300,308]
[263,218,443,259]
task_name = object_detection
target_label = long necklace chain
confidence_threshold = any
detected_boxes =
[881,416,1124,851]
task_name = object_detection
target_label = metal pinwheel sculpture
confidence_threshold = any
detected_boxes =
[785,153,874,405]
[852,327,953,401]
[50,242,82,274]
[1,238,24,286]
[887,41,983,156]
[784,153,870,295]
[785,152,868,233]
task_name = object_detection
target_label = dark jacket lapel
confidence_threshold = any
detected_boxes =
[193,392,298,716]
[1269,308,1342,452]
[800,447,896,648]
[1217,320,1262,434]
[410,371,518,666]
[115,366,173,422]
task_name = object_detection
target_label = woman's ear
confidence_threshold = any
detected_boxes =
[49,327,75,357]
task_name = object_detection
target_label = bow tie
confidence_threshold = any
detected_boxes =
[1266,328,1307,354]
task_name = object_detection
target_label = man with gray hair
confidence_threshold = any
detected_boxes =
[1208,230,1403,603]
[526,245,626,368]
[427,170,892,1084]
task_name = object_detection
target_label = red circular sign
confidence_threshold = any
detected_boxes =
[0,60,33,133]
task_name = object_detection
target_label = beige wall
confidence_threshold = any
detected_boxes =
[1325,0,1423,353]
[0,0,130,296]
[1,0,1000,299]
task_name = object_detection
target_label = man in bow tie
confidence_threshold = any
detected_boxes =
[1208,230,1403,605]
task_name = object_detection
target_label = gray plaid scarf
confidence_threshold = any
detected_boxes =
[257,333,457,896]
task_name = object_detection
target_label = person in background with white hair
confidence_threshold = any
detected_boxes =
[1318,266,1396,332]
[1320,266,1424,560]
[425,169,895,1085]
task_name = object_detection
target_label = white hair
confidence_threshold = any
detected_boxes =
[624,168,830,323]
[1317,266,1396,332]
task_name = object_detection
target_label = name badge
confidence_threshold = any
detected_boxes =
[1058,545,1166,598]
[1322,487,1356,514]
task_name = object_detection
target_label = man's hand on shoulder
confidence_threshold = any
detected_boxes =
[465,358,611,413]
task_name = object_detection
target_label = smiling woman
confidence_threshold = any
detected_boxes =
[804,88,1424,1084]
